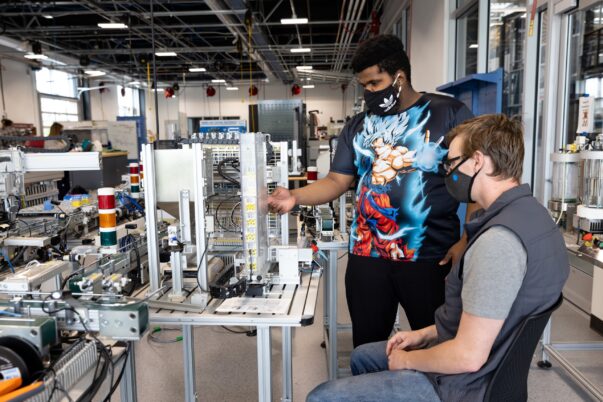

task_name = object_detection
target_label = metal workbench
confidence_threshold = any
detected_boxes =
[130,270,321,402]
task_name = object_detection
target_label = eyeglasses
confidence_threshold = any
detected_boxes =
[442,155,468,174]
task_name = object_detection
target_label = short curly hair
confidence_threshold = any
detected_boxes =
[351,35,411,83]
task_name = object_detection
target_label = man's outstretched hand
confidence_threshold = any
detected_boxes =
[267,187,296,214]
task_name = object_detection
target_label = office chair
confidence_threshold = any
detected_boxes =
[484,294,564,402]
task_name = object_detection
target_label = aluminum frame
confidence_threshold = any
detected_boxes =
[142,144,161,293]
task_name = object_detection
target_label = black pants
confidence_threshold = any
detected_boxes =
[345,253,451,348]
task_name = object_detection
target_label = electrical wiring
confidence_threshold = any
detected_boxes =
[41,296,115,402]
[123,193,144,213]
[230,202,241,230]
[0,310,22,317]
[214,195,240,232]
[2,250,15,273]
[337,252,349,260]
[102,342,131,402]
[43,339,86,402]
[217,158,240,186]
[220,326,249,334]
[147,327,182,344]
[196,236,210,293]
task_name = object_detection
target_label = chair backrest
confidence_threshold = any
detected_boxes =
[484,293,563,402]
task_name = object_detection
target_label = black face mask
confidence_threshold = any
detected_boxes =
[445,158,480,203]
[364,74,402,116]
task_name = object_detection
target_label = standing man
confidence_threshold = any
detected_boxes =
[268,35,475,347]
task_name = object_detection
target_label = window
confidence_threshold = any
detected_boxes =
[565,3,603,145]
[488,0,527,116]
[35,68,76,98]
[456,4,479,79]
[391,5,411,51]
[118,87,141,116]
[35,68,79,136]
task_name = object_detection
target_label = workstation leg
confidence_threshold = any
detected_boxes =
[120,341,138,402]
[257,326,272,402]
[327,249,338,380]
[182,325,198,402]
[282,326,293,402]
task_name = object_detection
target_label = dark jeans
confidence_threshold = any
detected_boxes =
[345,253,450,347]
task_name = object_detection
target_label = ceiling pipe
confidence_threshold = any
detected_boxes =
[3,20,372,34]
[0,9,245,17]
[332,0,358,75]
[335,0,366,72]
[206,0,290,82]
[334,0,348,46]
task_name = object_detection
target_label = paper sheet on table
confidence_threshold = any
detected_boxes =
[216,297,292,314]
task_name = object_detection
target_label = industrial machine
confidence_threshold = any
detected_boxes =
[0,148,150,401]
[547,122,603,336]
[0,130,332,401]
[140,132,316,310]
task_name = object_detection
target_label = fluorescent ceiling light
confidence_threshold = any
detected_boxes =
[302,85,315,89]
[226,87,239,91]
[189,67,207,72]
[211,79,226,83]
[84,70,106,77]
[296,65,313,71]
[98,22,128,29]
[24,53,48,60]
[155,51,177,57]
[469,43,479,49]
[290,48,311,53]
[281,18,308,24]
[43,15,54,19]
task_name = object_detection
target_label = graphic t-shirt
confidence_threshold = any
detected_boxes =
[330,93,473,262]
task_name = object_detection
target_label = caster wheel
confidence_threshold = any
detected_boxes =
[320,341,326,349]
[537,360,552,369]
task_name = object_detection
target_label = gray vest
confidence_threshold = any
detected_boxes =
[426,184,569,402]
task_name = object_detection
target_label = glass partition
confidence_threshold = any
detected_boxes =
[456,4,479,79]
[488,0,527,116]
[565,2,603,145]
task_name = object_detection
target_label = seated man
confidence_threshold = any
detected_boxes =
[307,114,570,402]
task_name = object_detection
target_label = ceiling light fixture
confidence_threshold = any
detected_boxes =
[226,87,239,91]
[290,48,311,53]
[155,51,177,57]
[281,18,308,24]
[43,15,54,19]
[24,53,48,60]
[188,67,207,72]
[211,79,226,83]
[84,70,106,77]
[296,65,313,71]
[302,84,315,89]
[469,43,479,49]
[98,22,128,29]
